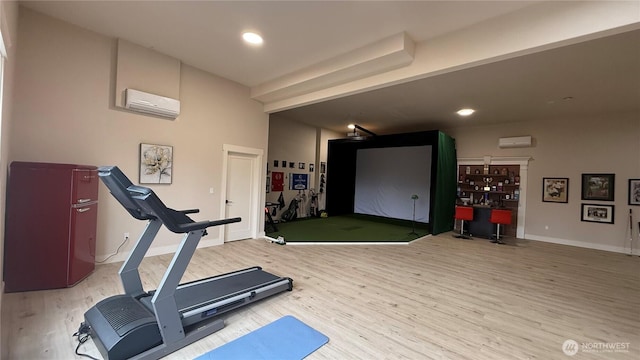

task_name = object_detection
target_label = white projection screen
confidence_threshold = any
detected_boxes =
[354,145,432,222]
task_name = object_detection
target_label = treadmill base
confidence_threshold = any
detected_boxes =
[129,318,225,360]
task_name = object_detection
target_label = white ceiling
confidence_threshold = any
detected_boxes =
[20,1,640,134]
[278,29,640,134]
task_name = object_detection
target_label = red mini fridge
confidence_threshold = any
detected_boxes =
[3,161,99,292]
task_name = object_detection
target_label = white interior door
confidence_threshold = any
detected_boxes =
[224,152,257,241]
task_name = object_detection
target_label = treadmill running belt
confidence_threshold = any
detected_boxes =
[141,268,283,316]
[176,269,282,312]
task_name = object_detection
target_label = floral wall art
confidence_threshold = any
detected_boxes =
[140,143,173,184]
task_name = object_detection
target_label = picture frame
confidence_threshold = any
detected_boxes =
[274,160,279,168]
[629,179,640,206]
[581,173,614,201]
[140,143,172,184]
[581,203,614,224]
[309,164,315,172]
[289,173,309,190]
[298,162,305,170]
[542,177,569,203]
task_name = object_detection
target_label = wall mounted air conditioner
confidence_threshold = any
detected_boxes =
[498,136,532,148]
[125,89,180,119]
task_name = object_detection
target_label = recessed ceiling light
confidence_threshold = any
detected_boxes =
[457,108,475,116]
[242,32,263,45]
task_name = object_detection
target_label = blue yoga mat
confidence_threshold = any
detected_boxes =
[195,315,329,360]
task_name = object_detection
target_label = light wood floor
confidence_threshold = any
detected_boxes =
[2,233,639,359]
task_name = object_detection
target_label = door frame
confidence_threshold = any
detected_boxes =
[219,144,264,242]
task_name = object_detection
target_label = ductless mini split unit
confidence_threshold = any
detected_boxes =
[498,136,532,148]
[125,89,181,119]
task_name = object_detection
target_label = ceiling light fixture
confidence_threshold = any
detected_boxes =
[457,108,475,116]
[242,32,263,45]
[347,124,377,137]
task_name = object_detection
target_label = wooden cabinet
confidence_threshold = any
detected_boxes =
[457,165,520,237]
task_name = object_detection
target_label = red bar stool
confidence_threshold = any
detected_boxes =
[453,206,474,239]
[490,209,512,244]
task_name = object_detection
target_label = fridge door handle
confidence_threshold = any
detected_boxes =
[77,198,92,204]
[76,207,91,213]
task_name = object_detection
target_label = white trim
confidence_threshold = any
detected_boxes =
[287,242,410,246]
[277,234,431,246]
[220,144,264,242]
[525,234,634,255]
[0,4,9,58]
[458,156,532,238]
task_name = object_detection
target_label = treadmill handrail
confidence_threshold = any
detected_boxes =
[128,185,241,234]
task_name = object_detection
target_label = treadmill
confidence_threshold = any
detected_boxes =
[84,166,293,360]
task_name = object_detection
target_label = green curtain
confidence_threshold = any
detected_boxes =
[431,132,457,234]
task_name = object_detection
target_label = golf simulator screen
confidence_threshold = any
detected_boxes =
[353,145,431,222]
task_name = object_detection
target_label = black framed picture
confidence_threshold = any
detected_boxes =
[581,203,614,224]
[542,177,568,203]
[298,162,305,169]
[289,162,295,168]
[629,179,640,206]
[274,160,279,167]
[581,173,615,201]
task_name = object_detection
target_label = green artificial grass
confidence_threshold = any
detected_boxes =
[266,214,429,243]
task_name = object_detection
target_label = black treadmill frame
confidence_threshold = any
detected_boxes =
[85,166,292,360]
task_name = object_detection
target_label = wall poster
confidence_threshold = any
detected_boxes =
[271,171,284,192]
[289,173,309,190]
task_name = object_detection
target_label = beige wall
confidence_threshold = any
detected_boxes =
[8,8,268,263]
[266,115,342,219]
[266,115,317,219]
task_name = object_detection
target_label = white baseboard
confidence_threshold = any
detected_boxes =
[280,234,431,246]
[525,233,638,255]
[287,241,411,246]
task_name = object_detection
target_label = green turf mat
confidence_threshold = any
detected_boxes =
[266,214,429,242]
